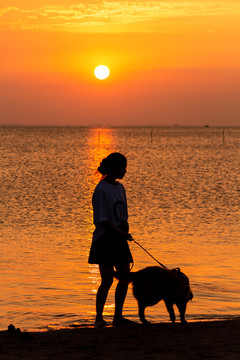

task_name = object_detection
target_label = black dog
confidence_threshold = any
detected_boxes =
[114,266,193,324]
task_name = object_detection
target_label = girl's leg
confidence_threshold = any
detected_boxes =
[95,265,113,325]
[113,263,131,324]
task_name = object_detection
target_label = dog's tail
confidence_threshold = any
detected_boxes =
[113,271,136,283]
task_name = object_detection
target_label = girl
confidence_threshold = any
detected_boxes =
[88,152,133,327]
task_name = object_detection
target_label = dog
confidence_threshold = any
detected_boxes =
[114,266,193,324]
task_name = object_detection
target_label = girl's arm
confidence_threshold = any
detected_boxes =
[100,220,132,240]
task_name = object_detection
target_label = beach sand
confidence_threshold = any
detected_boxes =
[1,319,239,360]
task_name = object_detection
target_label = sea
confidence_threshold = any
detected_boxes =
[0,126,239,331]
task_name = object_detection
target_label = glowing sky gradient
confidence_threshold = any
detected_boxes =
[0,1,240,126]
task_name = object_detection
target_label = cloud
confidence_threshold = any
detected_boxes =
[0,2,240,31]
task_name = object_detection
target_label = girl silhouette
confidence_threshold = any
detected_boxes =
[88,152,133,327]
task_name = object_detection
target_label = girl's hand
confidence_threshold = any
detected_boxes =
[127,233,133,241]
[119,230,132,241]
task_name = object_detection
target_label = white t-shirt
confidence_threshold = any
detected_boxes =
[92,180,128,242]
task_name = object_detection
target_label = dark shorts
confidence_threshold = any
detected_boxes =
[88,231,133,266]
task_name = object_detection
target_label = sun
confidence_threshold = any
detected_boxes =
[94,65,110,80]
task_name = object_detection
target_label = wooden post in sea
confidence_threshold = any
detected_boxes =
[151,129,153,143]
[98,130,101,143]
[222,130,225,144]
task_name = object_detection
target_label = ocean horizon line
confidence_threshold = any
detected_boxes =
[1,124,239,129]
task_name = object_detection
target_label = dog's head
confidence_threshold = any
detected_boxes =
[188,290,193,301]
[172,267,193,302]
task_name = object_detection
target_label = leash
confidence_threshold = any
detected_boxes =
[131,238,168,269]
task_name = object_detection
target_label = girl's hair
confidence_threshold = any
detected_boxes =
[98,152,127,176]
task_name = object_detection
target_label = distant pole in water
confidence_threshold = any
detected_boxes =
[151,129,153,142]
[98,130,101,143]
[222,130,225,144]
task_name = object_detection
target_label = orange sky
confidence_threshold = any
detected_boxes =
[0,1,240,126]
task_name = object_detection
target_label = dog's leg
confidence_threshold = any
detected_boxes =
[138,302,149,324]
[176,303,187,324]
[164,300,175,323]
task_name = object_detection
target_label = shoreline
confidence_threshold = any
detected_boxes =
[1,318,239,359]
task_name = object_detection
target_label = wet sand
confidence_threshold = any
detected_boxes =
[1,319,239,360]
